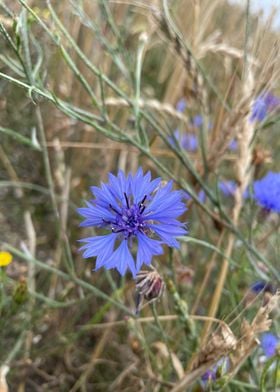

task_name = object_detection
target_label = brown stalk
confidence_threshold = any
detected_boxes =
[200,65,256,344]
[153,3,208,111]
[171,292,279,392]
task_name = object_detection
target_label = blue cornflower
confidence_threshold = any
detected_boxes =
[192,114,203,128]
[251,281,267,293]
[260,333,279,358]
[250,92,280,122]
[264,93,280,109]
[250,281,274,294]
[218,180,237,197]
[183,189,206,203]
[228,138,238,151]
[250,96,267,122]
[201,368,216,383]
[77,168,187,276]
[253,172,280,213]
[176,98,187,112]
[198,189,206,203]
[201,357,229,387]
[169,129,198,152]
[182,134,198,151]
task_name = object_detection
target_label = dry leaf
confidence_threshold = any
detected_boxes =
[153,341,184,379]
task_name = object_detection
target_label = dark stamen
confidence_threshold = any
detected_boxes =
[140,205,146,213]
[124,192,130,208]
[138,195,147,207]
[102,218,111,224]
[139,195,147,213]
[112,228,126,233]
[109,204,121,216]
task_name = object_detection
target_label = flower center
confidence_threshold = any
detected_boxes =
[106,193,147,239]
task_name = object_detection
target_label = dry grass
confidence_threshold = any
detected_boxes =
[0,0,279,391]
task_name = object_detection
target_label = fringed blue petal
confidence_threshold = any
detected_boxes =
[104,240,136,277]
[136,233,163,271]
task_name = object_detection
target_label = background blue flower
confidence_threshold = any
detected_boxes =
[78,168,187,276]
[250,96,268,122]
[253,172,280,212]
[251,281,268,293]
[250,92,280,122]
[250,281,274,294]
[201,357,229,386]
[198,189,206,203]
[169,129,198,152]
[218,180,237,197]
[192,114,203,128]
[228,138,238,151]
[176,98,187,112]
[260,333,279,358]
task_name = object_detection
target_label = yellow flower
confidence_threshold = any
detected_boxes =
[0,251,13,267]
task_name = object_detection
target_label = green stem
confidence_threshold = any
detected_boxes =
[3,243,134,316]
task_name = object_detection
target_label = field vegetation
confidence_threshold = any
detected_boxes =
[0,0,279,391]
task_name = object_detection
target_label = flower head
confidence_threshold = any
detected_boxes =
[192,114,203,128]
[183,189,206,203]
[264,93,280,109]
[198,189,206,203]
[250,96,267,122]
[135,267,165,314]
[78,168,187,276]
[228,138,238,151]
[176,98,187,112]
[250,281,274,294]
[169,129,198,152]
[260,333,279,358]
[250,92,280,122]
[253,172,280,213]
[218,180,237,197]
[0,251,13,267]
[201,357,229,387]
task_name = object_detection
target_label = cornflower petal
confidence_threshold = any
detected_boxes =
[146,191,186,219]
[168,130,198,152]
[250,95,267,122]
[201,357,229,386]
[79,234,117,261]
[181,134,198,151]
[218,180,237,197]
[130,168,161,204]
[105,240,136,276]
[253,172,280,212]
[260,333,279,358]
[192,114,203,127]
[91,183,119,209]
[136,233,163,270]
[250,92,280,122]
[108,171,130,203]
[144,181,174,213]
[77,202,114,227]
[149,224,186,247]
[176,98,187,112]
[228,139,238,151]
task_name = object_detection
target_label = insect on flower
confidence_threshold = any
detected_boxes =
[77,168,187,276]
